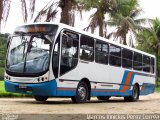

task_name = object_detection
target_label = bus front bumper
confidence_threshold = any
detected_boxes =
[4,80,57,96]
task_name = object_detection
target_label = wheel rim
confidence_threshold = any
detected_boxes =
[77,85,86,100]
[133,86,138,99]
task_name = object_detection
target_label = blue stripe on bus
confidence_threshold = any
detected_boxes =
[57,89,76,96]
[91,89,132,96]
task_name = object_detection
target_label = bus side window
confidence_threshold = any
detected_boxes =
[52,35,60,78]
[122,49,133,69]
[151,57,155,73]
[80,35,94,61]
[95,40,108,64]
[143,55,150,72]
[133,52,142,71]
[109,44,121,67]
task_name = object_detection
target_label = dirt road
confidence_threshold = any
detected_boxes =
[0,93,160,115]
[0,93,160,114]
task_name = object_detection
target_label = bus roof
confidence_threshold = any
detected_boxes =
[15,22,155,58]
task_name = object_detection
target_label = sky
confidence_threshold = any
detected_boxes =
[1,0,160,34]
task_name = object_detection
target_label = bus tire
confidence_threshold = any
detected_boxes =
[71,82,88,103]
[97,96,111,101]
[124,84,139,102]
[34,96,48,102]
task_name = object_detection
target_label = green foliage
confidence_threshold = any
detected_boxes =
[155,86,160,92]
[136,30,156,54]
[155,81,160,92]
[107,0,145,46]
[0,33,8,80]
[137,18,160,74]
[0,68,4,80]
[116,0,139,17]
[153,18,160,37]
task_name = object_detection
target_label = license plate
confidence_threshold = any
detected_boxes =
[19,84,27,89]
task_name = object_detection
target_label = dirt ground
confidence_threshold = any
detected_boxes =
[0,93,160,120]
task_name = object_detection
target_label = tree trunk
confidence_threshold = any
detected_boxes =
[99,15,104,37]
[60,0,73,26]
[122,34,127,45]
[99,23,103,37]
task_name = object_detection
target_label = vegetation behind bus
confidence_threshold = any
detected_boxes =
[137,18,160,86]
[0,33,7,80]
[0,81,30,97]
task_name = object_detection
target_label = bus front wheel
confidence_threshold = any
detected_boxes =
[34,96,48,102]
[124,84,139,102]
[71,82,88,103]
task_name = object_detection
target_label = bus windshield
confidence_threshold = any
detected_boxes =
[6,34,54,75]
[6,24,58,76]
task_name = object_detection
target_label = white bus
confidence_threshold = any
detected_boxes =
[5,23,156,103]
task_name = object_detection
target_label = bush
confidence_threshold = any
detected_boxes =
[0,81,30,97]
[0,33,7,79]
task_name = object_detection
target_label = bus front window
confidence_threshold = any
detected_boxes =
[7,34,52,74]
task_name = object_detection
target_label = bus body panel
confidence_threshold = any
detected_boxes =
[4,67,155,97]
[5,80,57,96]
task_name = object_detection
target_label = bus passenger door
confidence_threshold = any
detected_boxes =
[59,30,79,76]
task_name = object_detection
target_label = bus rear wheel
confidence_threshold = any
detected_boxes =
[124,84,139,102]
[97,96,111,101]
[34,96,48,102]
[71,82,88,103]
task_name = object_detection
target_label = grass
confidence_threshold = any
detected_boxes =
[155,82,160,92]
[0,81,30,97]
[155,87,160,92]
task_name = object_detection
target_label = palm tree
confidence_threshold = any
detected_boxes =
[81,0,117,37]
[33,1,58,22]
[20,0,58,23]
[107,0,146,46]
[59,0,81,26]
[0,0,11,33]
[20,0,81,26]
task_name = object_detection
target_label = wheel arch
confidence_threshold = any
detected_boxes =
[134,83,140,92]
[133,83,140,98]
[79,78,91,100]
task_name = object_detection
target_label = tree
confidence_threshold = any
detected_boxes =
[33,1,58,22]
[137,18,160,86]
[81,0,117,37]
[19,0,58,23]
[59,0,81,26]
[107,0,146,46]
[0,33,8,79]
[0,0,11,33]
[20,0,82,26]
